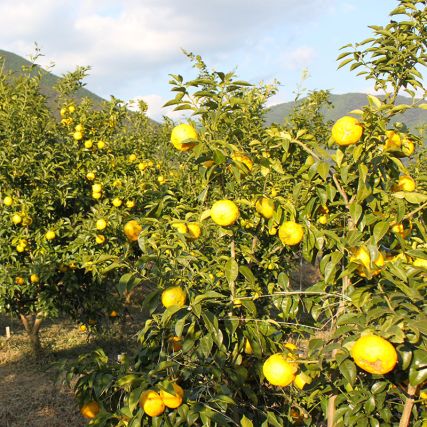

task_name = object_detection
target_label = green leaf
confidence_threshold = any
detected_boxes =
[404,192,427,204]
[349,203,363,226]
[225,258,239,284]
[339,359,357,386]
[373,221,389,243]
[240,414,254,427]
[239,265,255,285]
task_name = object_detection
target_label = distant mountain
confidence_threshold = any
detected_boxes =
[0,49,105,111]
[265,93,427,137]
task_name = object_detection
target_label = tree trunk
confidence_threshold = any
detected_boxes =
[19,313,44,357]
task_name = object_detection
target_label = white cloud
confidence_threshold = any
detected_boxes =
[280,46,316,70]
[0,0,337,97]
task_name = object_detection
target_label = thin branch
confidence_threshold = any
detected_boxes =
[403,200,427,220]
[399,384,417,427]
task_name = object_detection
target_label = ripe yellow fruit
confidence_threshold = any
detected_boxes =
[394,175,416,192]
[68,105,75,113]
[86,172,95,181]
[97,140,105,149]
[128,154,137,162]
[161,286,186,308]
[157,175,166,184]
[79,324,87,332]
[124,220,142,241]
[278,221,304,246]
[3,196,13,206]
[80,401,100,419]
[16,244,26,253]
[263,354,298,386]
[211,200,240,226]
[351,334,397,375]
[96,219,107,230]
[96,234,106,244]
[84,139,93,149]
[244,339,253,355]
[60,107,67,117]
[12,213,22,224]
[92,183,102,193]
[384,130,401,151]
[30,274,39,283]
[75,124,84,132]
[232,152,253,171]
[15,276,25,285]
[351,246,384,277]
[233,298,242,307]
[73,131,83,141]
[45,230,56,240]
[413,258,427,269]
[110,310,118,317]
[112,198,122,207]
[187,222,201,239]
[317,215,328,225]
[172,222,188,234]
[92,192,102,200]
[139,390,165,417]
[400,137,415,157]
[126,200,135,208]
[255,197,275,219]
[332,116,363,146]
[171,123,198,151]
[159,383,184,409]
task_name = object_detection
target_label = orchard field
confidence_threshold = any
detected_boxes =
[1,1,427,426]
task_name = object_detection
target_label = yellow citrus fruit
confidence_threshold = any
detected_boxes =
[159,383,184,409]
[232,152,253,171]
[351,246,384,277]
[110,310,118,317]
[3,196,13,206]
[157,175,166,184]
[332,116,363,146]
[413,258,427,269]
[92,192,102,200]
[112,198,122,207]
[351,334,397,375]
[244,339,253,355]
[79,324,87,332]
[30,274,39,283]
[97,140,105,149]
[16,244,26,253]
[172,222,188,234]
[278,221,304,246]
[45,230,56,240]
[80,401,100,419]
[211,200,240,226]
[84,139,93,149]
[73,131,83,141]
[124,220,142,241]
[394,175,416,192]
[92,183,102,193]
[86,172,95,181]
[317,215,328,225]
[15,276,25,285]
[139,390,165,417]
[255,197,275,219]
[126,200,135,209]
[400,137,415,157]
[263,354,298,386]
[96,219,107,230]
[68,105,75,113]
[96,234,106,244]
[187,222,201,239]
[60,107,67,117]
[161,286,186,308]
[12,214,22,224]
[169,336,182,352]
[384,130,401,151]
[128,154,137,162]
[171,123,198,152]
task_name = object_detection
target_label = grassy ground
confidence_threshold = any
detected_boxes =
[0,313,137,427]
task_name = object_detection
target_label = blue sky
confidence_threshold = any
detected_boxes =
[0,0,396,120]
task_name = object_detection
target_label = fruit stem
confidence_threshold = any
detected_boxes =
[399,384,417,427]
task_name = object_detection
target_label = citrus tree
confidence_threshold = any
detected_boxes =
[0,59,166,354]
[67,1,427,425]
